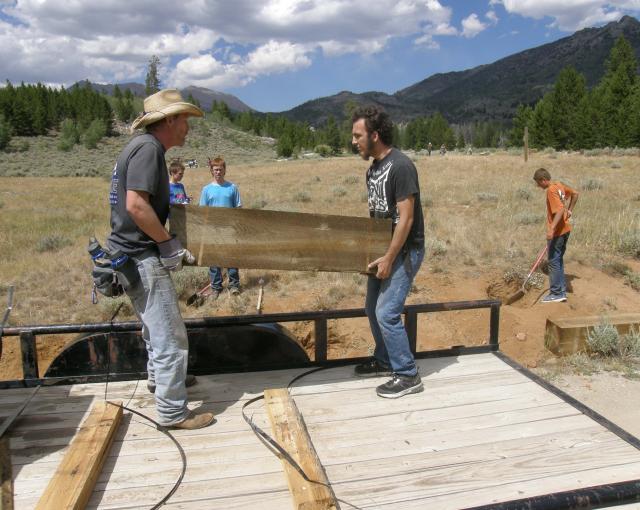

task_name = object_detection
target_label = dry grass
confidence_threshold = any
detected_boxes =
[1,150,639,330]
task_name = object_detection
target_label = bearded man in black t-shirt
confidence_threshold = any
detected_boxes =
[351,105,425,398]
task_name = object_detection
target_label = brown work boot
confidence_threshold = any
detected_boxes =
[171,410,215,430]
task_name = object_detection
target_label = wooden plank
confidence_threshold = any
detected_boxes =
[34,400,122,510]
[169,205,390,272]
[544,313,640,355]
[0,437,12,510]
[264,388,338,510]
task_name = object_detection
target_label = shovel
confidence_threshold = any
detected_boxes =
[186,283,211,307]
[505,246,548,305]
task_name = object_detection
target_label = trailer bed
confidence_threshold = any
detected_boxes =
[3,352,640,509]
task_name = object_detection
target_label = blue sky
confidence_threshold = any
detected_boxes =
[1,1,639,112]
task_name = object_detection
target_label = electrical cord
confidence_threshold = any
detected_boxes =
[104,313,187,510]
[242,365,366,510]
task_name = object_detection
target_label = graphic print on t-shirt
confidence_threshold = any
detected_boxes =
[368,159,393,218]
[109,163,118,205]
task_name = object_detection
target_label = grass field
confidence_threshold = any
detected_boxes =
[1,127,640,378]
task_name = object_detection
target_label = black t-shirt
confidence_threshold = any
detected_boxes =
[367,148,425,247]
[107,133,169,255]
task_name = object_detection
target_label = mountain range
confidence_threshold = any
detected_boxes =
[84,15,640,126]
[278,15,640,125]
[78,81,253,113]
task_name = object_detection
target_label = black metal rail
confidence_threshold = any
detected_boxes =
[1,299,501,383]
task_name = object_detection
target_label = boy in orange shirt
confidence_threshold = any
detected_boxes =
[533,168,579,303]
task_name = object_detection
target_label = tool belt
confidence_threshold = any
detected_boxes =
[88,239,140,300]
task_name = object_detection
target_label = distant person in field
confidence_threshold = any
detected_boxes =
[533,168,579,303]
[107,89,213,430]
[200,156,242,298]
[440,143,446,155]
[168,160,191,204]
[351,105,425,399]
[427,142,432,156]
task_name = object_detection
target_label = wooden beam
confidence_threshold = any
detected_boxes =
[264,388,338,510]
[35,400,123,510]
[0,437,12,510]
[169,205,390,273]
[545,313,640,355]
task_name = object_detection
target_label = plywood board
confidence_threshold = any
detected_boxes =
[169,205,390,273]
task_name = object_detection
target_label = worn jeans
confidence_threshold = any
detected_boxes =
[548,232,570,296]
[209,266,240,291]
[126,252,189,426]
[365,246,425,377]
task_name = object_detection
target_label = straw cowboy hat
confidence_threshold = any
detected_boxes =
[131,89,204,130]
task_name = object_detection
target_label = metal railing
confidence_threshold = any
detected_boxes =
[1,299,501,382]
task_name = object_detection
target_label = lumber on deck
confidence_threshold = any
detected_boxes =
[545,313,640,355]
[168,205,390,273]
[34,400,122,510]
[5,354,640,509]
[0,437,12,510]
[265,388,338,510]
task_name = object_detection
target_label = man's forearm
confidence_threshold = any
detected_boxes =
[386,217,413,262]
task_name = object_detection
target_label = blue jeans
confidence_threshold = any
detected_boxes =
[126,252,189,426]
[548,233,569,296]
[365,246,424,376]
[209,266,240,291]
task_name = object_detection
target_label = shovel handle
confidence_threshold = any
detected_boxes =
[525,246,548,282]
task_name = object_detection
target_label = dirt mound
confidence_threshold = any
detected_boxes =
[486,279,520,301]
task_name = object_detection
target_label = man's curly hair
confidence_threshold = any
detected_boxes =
[351,105,394,146]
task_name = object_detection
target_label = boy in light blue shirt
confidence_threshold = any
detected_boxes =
[200,156,242,297]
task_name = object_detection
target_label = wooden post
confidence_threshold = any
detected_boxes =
[265,389,338,510]
[0,437,13,510]
[35,400,123,510]
[523,126,529,163]
[19,331,39,380]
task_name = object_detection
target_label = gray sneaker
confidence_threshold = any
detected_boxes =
[542,293,567,303]
[354,358,392,377]
[376,373,424,398]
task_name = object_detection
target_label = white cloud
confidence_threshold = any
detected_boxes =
[169,41,312,89]
[461,13,488,38]
[491,1,633,31]
[0,0,468,88]
[486,10,499,25]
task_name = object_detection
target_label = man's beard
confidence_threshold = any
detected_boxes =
[359,136,375,160]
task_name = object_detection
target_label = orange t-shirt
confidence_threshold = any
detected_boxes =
[546,182,575,237]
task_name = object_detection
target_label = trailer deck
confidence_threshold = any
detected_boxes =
[4,351,640,509]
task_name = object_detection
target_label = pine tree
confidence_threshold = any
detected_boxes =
[0,114,11,151]
[599,36,638,146]
[548,67,586,150]
[530,94,554,148]
[509,104,534,147]
[324,115,342,154]
[145,55,161,96]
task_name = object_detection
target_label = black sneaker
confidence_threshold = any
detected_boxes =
[147,374,197,394]
[354,358,392,377]
[376,373,423,399]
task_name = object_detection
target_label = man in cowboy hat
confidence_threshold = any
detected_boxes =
[107,89,214,429]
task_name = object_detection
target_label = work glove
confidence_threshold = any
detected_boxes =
[158,236,189,271]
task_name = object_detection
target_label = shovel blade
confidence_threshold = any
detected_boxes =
[505,289,525,306]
